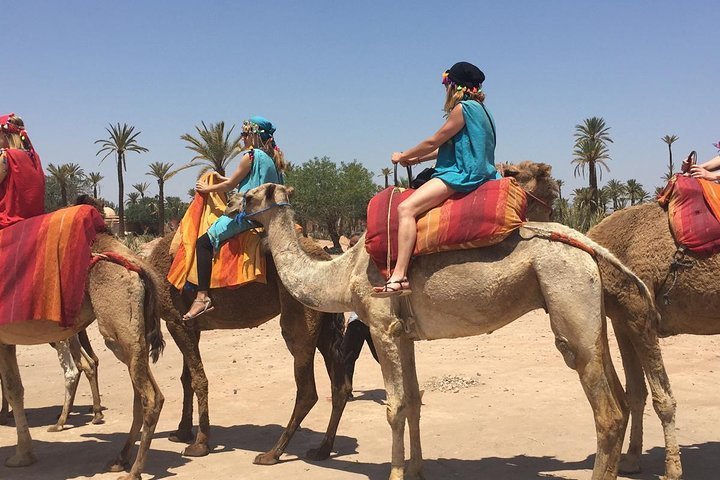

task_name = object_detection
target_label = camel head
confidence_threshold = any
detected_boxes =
[225,183,295,224]
[501,161,558,221]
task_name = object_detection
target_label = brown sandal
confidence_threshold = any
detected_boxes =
[182,298,215,321]
[371,278,412,298]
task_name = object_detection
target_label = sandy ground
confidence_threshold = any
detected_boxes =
[1,307,719,480]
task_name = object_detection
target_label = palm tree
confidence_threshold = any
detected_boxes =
[187,188,197,199]
[379,167,392,188]
[180,121,243,176]
[626,179,648,205]
[604,179,627,211]
[661,135,679,182]
[95,123,149,237]
[46,163,85,206]
[572,117,613,212]
[555,179,564,200]
[87,172,104,199]
[132,181,151,198]
[146,161,194,234]
[126,192,140,206]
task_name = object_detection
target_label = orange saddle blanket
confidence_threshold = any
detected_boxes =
[658,174,720,255]
[0,205,106,327]
[167,173,266,290]
[365,177,527,276]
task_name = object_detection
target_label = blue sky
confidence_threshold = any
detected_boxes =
[5,1,718,203]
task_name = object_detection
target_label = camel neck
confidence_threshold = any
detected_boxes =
[263,207,354,313]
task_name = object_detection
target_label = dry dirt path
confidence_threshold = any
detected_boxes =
[1,310,718,479]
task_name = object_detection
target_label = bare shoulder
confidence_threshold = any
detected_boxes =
[0,150,7,184]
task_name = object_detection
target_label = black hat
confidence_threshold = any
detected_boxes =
[446,62,485,88]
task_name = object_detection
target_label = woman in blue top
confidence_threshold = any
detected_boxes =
[183,116,286,320]
[372,61,499,297]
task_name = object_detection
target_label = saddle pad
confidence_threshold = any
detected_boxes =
[167,172,265,290]
[658,174,720,255]
[0,205,106,327]
[365,177,527,276]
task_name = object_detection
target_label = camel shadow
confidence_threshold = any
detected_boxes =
[349,388,386,405]
[0,404,105,429]
[155,423,361,460]
[0,432,191,480]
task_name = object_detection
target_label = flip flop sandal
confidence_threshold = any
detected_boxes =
[182,298,215,321]
[371,278,412,298]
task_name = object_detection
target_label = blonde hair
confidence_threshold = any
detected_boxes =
[443,86,486,115]
[244,133,287,172]
[0,115,26,149]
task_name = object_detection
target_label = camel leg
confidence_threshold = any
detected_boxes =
[254,302,322,465]
[166,321,210,455]
[0,376,8,425]
[308,312,351,461]
[401,340,424,480]
[610,316,648,474]
[371,319,413,480]
[624,310,681,479]
[539,268,627,480]
[48,339,81,432]
[77,330,105,424]
[0,344,37,467]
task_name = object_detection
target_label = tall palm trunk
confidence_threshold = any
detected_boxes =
[667,144,674,178]
[60,184,68,207]
[589,161,599,212]
[117,152,125,237]
[93,185,98,199]
[158,180,165,235]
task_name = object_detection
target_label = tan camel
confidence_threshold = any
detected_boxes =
[227,179,661,480]
[147,233,349,463]
[588,201,717,478]
[0,233,164,480]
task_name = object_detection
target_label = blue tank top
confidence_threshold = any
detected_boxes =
[432,100,499,192]
[236,148,283,193]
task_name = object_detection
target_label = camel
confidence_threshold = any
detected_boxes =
[226,177,664,480]
[0,233,164,480]
[147,232,349,463]
[588,201,719,477]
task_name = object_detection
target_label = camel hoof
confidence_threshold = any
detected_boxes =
[5,452,37,467]
[183,443,210,457]
[169,429,195,443]
[619,454,641,474]
[92,413,105,424]
[116,475,141,480]
[306,446,331,461]
[47,424,64,432]
[106,458,130,473]
[389,466,404,480]
[253,451,280,465]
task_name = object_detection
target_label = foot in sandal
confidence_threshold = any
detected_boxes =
[182,297,215,321]
[371,277,412,298]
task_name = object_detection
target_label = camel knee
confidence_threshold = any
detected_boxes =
[651,394,676,423]
[554,335,577,370]
[386,401,407,429]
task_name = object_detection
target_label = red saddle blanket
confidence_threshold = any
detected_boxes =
[0,205,106,327]
[365,177,527,276]
[657,174,720,255]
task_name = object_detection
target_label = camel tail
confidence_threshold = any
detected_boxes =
[136,266,166,363]
[77,329,99,364]
[521,222,659,317]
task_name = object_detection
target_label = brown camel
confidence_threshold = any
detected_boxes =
[0,233,164,480]
[147,233,349,464]
[588,201,715,478]
[226,177,662,480]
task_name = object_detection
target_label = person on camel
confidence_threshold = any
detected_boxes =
[372,61,499,297]
[684,152,720,182]
[182,116,287,321]
[0,113,45,230]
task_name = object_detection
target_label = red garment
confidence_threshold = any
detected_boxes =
[0,148,45,229]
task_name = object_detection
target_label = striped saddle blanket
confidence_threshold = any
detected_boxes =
[365,177,527,276]
[0,205,106,327]
[658,174,720,255]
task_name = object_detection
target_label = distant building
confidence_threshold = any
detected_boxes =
[103,206,120,235]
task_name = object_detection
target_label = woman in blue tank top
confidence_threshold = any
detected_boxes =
[372,62,499,297]
[183,116,286,320]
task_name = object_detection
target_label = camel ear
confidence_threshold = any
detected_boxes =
[503,164,519,178]
[535,163,552,178]
[264,183,277,200]
[286,186,295,199]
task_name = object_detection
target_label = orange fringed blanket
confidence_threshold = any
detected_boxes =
[365,177,527,276]
[658,174,720,255]
[167,173,265,290]
[0,205,106,327]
